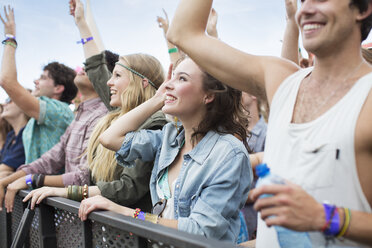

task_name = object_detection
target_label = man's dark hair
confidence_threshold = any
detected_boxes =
[43,62,77,104]
[104,50,119,73]
[350,0,372,41]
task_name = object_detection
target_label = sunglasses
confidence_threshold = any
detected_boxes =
[151,199,167,217]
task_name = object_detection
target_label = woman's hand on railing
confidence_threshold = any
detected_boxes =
[23,186,67,210]
[78,195,134,221]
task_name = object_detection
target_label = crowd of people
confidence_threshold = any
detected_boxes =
[0,0,371,247]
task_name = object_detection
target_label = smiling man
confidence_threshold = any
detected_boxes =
[167,0,372,246]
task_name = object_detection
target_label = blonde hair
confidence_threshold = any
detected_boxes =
[87,53,165,182]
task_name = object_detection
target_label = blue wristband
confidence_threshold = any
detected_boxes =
[138,211,146,221]
[77,37,93,45]
[323,203,340,236]
[25,174,33,190]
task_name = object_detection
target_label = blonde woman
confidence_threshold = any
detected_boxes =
[24,53,167,212]
[85,54,167,211]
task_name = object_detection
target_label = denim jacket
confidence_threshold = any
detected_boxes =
[116,123,252,242]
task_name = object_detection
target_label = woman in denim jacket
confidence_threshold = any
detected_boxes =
[79,58,253,243]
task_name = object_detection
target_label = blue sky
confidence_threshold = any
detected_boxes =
[0,0,370,103]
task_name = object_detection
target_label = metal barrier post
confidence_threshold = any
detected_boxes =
[0,206,12,248]
[38,203,57,248]
[82,219,92,247]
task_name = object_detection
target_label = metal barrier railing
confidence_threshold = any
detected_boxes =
[0,190,235,248]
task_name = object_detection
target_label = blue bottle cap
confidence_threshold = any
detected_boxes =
[255,163,270,177]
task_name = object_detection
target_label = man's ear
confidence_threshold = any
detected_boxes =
[142,78,149,89]
[356,2,372,21]
[204,93,215,105]
[54,84,65,95]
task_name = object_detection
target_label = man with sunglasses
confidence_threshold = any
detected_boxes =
[0,64,108,213]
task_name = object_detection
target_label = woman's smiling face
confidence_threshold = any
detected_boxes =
[106,59,131,107]
[162,58,211,120]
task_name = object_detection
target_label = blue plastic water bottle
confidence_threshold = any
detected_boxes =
[255,164,312,248]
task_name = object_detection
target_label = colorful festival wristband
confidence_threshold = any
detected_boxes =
[77,37,93,45]
[137,211,146,221]
[25,174,33,190]
[2,40,17,48]
[5,34,15,39]
[322,203,340,236]
[133,208,141,219]
[168,47,178,54]
[337,208,351,238]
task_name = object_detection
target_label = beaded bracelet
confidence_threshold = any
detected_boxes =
[133,208,141,219]
[82,184,89,200]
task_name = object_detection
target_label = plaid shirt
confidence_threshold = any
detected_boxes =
[18,98,108,186]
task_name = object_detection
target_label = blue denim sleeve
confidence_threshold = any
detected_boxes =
[177,150,252,241]
[115,129,163,168]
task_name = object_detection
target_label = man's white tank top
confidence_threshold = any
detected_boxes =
[256,68,372,248]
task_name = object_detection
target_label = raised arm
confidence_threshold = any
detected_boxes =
[167,0,299,104]
[85,0,104,52]
[0,6,41,120]
[281,0,300,65]
[99,67,170,151]
[156,9,183,65]
[206,8,218,38]
[69,0,100,59]
[70,0,114,110]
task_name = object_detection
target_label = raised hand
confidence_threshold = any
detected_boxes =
[284,0,297,21]
[69,0,85,25]
[0,6,15,37]
[69,0,76,16]
[23,186,67,210]
[153,63,173,103]
[157,8,169,35]
[206,8,218,38]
